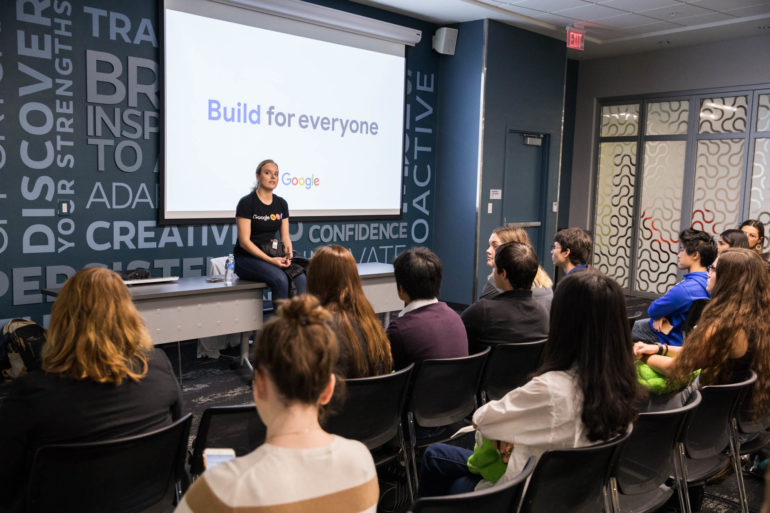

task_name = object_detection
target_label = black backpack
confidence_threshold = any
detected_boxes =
[0,319,47,381]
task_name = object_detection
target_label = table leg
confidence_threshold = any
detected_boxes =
[240,331,253,372]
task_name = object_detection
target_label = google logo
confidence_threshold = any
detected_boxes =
[281,172,320,189]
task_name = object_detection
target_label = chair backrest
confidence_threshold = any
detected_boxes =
[479,340,546,402]
[26,413,192,513]
[411,456,536,513]
[518,427,632,513]
[189,404,266,476]
[615,390,702,495]
[324,363,414,450]
[408,347,490,428]
[683,371,757,460]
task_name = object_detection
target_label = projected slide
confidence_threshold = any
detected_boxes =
[162,8,406,222]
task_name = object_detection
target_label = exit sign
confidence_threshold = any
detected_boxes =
[566,28,585,50]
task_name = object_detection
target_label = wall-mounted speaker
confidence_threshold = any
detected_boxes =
[432,27,458,55]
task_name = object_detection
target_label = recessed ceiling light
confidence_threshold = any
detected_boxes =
[758,25,770,30]
[657,40,671,45]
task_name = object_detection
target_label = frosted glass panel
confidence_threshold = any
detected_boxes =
[692,139,745,235]
[646,101,688,135]
[750,138,770,251]
[635,141,686,295]
[757,94,770,132]
[594,142,636,288]
[699,96,748,134]
[601,104,639,137]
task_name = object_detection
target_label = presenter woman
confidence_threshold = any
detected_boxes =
[234,159,306,300]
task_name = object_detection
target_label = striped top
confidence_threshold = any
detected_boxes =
[175,436,378,513]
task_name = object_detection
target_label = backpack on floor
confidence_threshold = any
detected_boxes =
[0,319,47,381]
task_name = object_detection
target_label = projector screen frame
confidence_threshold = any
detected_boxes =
[157,0,412,226]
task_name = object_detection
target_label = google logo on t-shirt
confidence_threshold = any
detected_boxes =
[281,172,320,190]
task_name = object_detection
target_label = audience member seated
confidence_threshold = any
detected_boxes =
[461,242,549,353]
[741,219,766,255]
[176,296,378,513]
[0,268,183,513]
[717,228,749,254]
[419,270,641,496]
[550,227,592,276]
[631,228,716,347]
[634,248,770,416]
[386,247,468,370]
[479,225,554,311]
[307,245,393,378]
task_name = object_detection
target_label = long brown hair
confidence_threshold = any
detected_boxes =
[307,245,393,377]
[493,225,553,288]
[42,267,153,385]
[671,248,770,415]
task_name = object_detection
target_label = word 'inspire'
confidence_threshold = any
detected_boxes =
[207,100,379,138]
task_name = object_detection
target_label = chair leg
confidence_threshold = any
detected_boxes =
[675,442,693,513]
[608,477,621,513]
[407,412,419,493]
[729,418,750,513]
[398,423,415,504]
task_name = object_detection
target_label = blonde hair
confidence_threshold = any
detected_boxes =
[492,225,553,288]
[43,267,153,385]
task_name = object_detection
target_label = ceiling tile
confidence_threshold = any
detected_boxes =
[688,0,770,11]
[554,3,628,21]
[722,5,770,16]
[591,12,662,27]
[675,12,737,25]
[636,3,714,20]
[599,0,682,10]
[513,0,593,12]
[616,20,682,34]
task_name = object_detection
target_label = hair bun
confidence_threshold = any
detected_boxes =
[276,295,330,326]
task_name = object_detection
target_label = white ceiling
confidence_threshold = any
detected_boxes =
[349,0,770,59]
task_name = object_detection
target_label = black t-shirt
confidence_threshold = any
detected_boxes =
[234,191,289,256]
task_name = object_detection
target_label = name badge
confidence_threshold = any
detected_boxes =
[272,240,278,250]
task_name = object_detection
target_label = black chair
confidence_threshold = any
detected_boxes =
[478,339,546,403]
[612,390,702,513]
[324,364,415,498]
[728,375,768,513]
[627,310,643,330]
[410,456,536,513]
[189,404,266,477]
[405,348,491,490]
[518,427,632,513]
[674,371,757,513]
[25,413,192,513]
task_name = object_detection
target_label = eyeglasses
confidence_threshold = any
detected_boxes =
[707,265,717,274]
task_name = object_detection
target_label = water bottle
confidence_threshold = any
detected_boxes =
[224,254,235,285]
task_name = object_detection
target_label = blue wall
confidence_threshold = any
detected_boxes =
[0,0,439,324]
[434,20,567,304]
[433,20,485,304]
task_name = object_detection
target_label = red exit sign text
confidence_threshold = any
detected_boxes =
[566,28,585,50]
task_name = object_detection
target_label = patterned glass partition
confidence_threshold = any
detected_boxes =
[635,141,686,294]
[756,94,770,132]
[646,101,689,135]
[594,141,637,288]
[601,104,639,137]
[750,138,770,251]
[692,139,745,235]
[699,96,748,134]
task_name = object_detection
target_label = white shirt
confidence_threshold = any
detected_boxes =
[398,297,438,317]
[472,369,591,490]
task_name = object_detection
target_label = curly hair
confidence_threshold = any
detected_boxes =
[670,248,770,416]
[42,267,153,385]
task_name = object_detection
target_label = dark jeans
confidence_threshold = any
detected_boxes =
[418,443,481,498]
[631,318,660,343]
[234,254,306,300]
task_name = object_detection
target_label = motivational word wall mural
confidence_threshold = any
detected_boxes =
[0,0,438,324]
